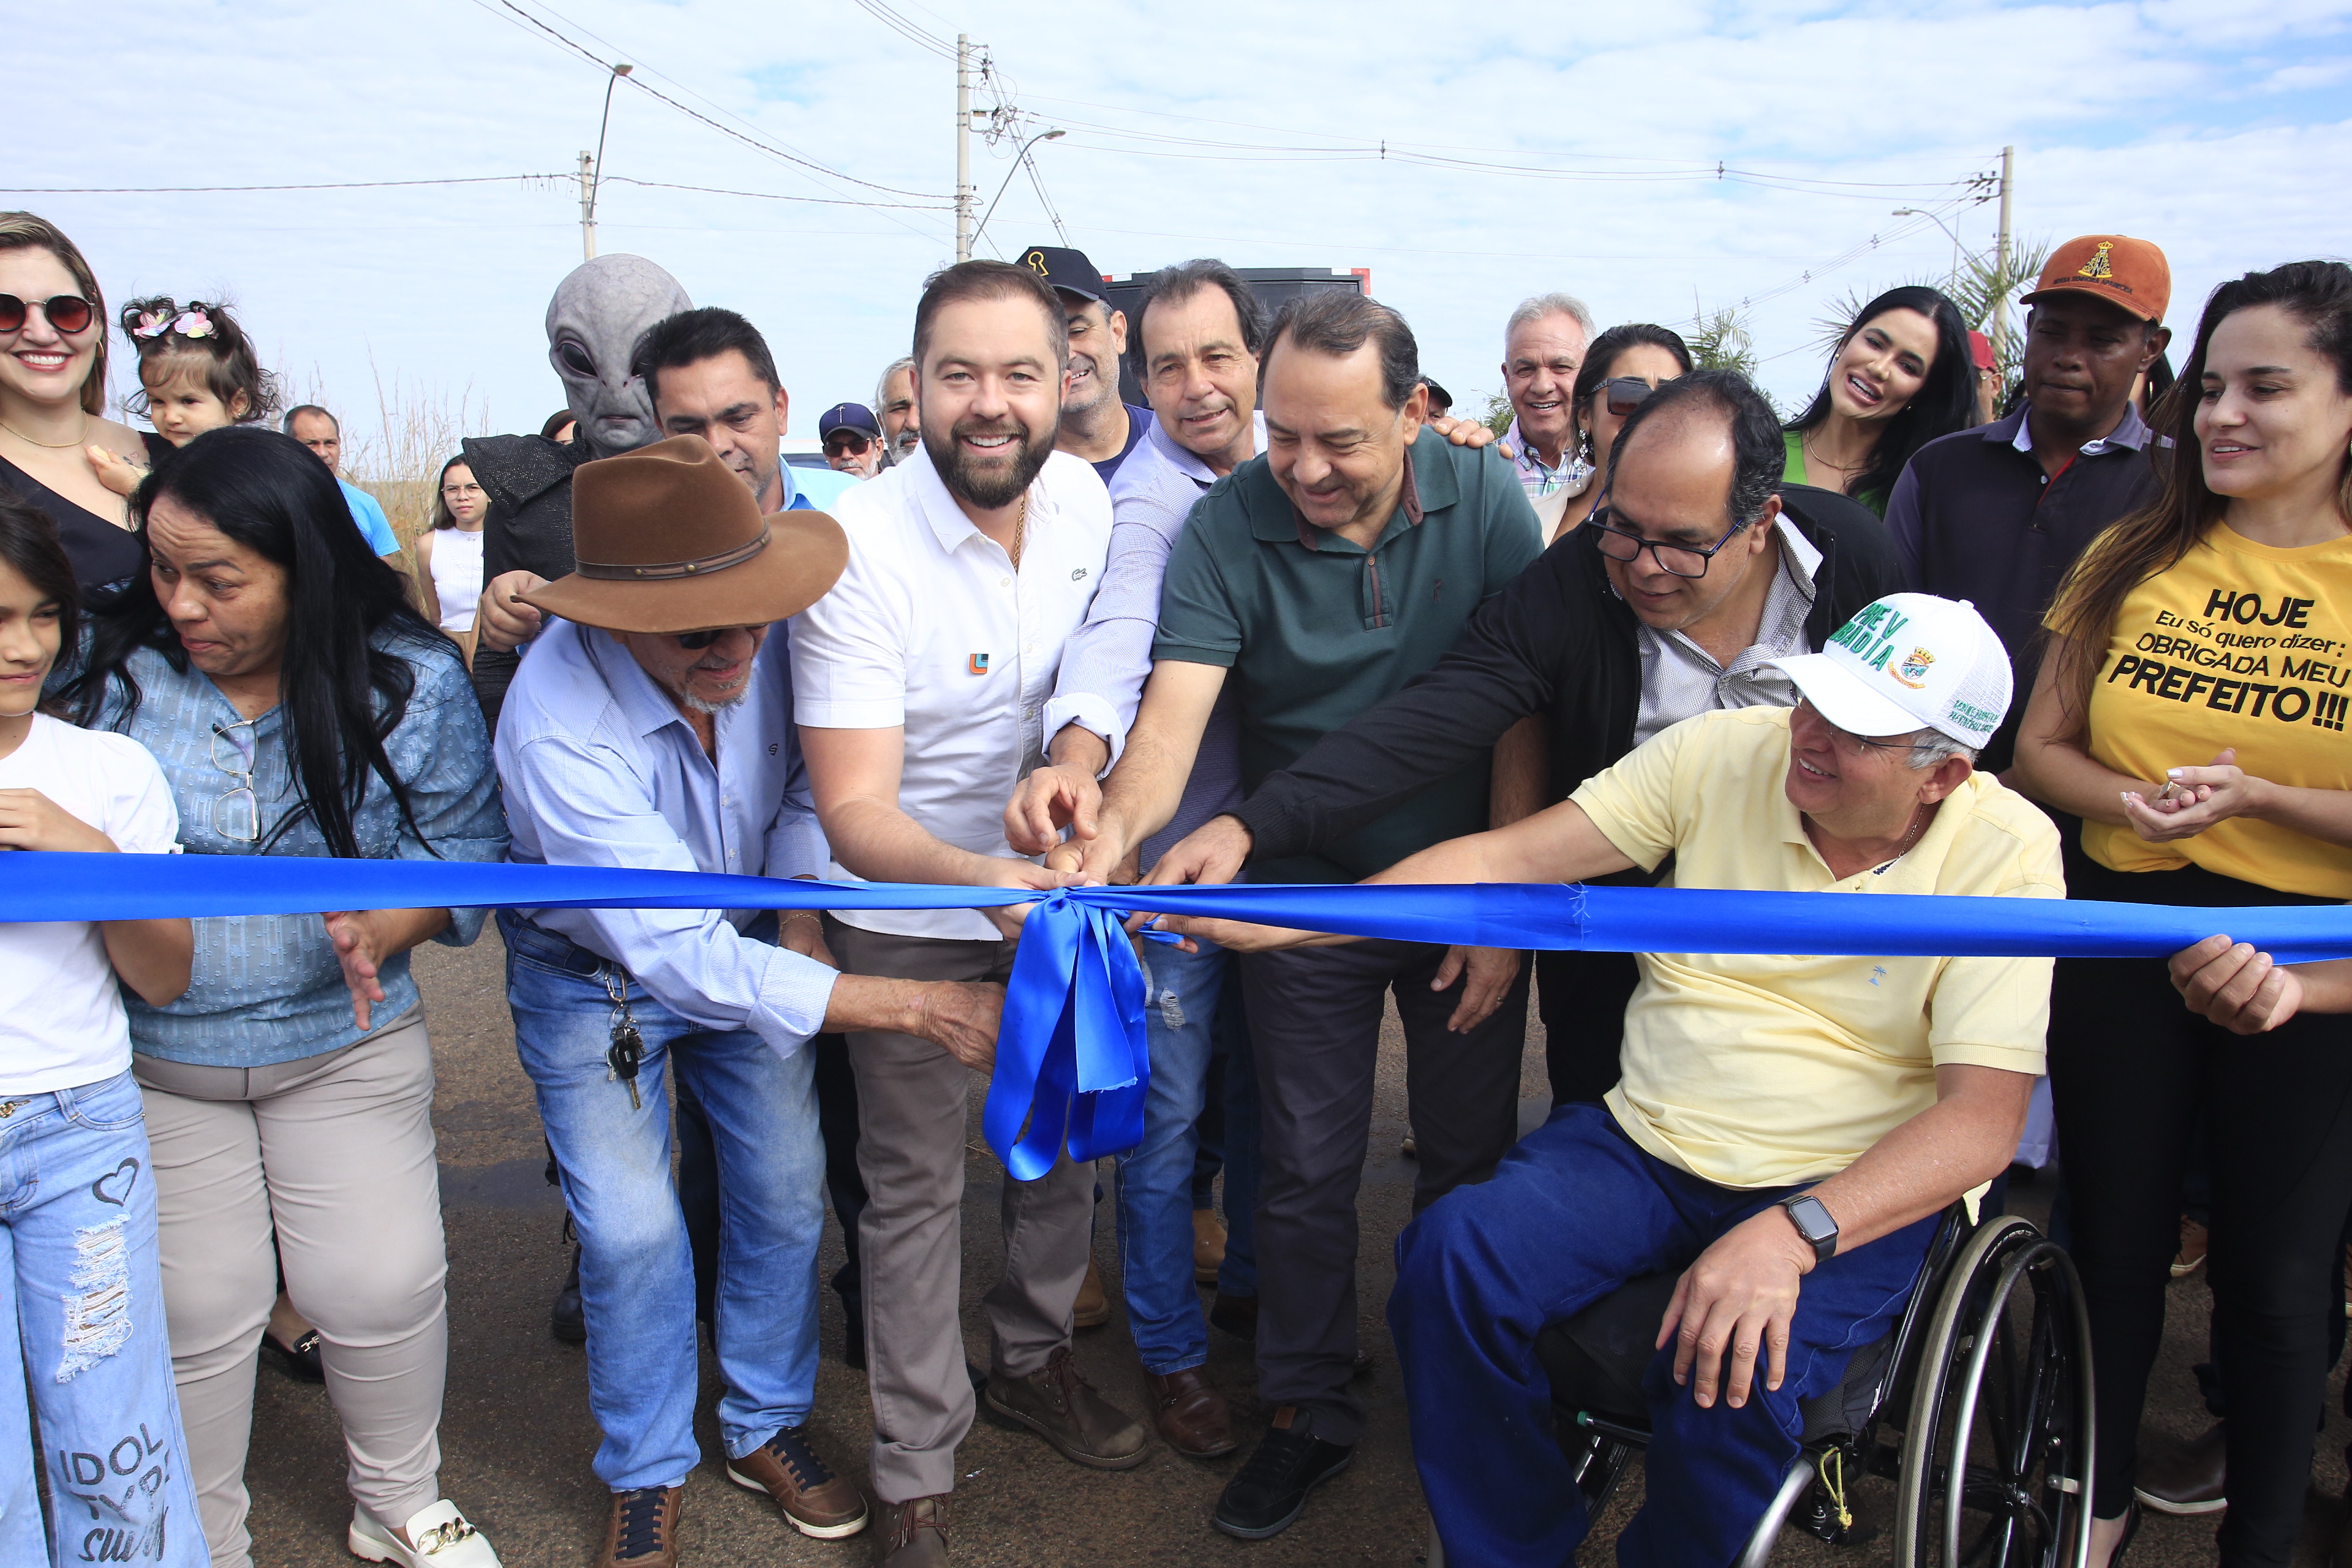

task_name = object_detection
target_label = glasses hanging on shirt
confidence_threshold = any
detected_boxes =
[209,720,260,842]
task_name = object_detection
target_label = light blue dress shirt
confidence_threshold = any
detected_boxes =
[496,617,837,1058]
[89,634,507,1067]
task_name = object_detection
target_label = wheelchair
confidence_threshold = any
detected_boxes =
[1428,1204,2095,1567]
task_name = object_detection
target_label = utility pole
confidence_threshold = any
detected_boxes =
[954,34,974,262]
[1990,144,2015,367]
[578,151,597,261]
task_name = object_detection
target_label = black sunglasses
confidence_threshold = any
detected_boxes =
[1604,377,1659,417]
[1588,503,1751,579]
[824,432,873,455]
[673,626,761,650]
[0,292,96,334]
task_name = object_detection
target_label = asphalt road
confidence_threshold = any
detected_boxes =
[232,930,2350,1566]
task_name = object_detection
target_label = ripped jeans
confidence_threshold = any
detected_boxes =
[0,1069,205,1567]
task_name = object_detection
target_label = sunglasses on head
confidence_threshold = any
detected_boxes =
[824,432,873,455]
[0,292,96,335]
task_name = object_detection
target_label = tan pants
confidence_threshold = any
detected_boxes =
[135,1010,449,1568]
[822,919,1096,1503]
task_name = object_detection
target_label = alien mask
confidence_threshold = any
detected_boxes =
[545,254,693,459]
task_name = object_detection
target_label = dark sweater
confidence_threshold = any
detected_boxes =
[1235,482,1904,860]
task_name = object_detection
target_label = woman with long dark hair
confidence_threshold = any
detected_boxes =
[61,425,507,1568]
[2014,259,2352,1567]
[1539,323,1693,542]
[1784,285,1975,515]
[415,455,485,668]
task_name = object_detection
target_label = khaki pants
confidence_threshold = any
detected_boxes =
[823,918,1096,1503]
[135,1010,449,1568]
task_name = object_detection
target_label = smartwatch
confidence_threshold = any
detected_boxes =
[1777,1193,1839,1265]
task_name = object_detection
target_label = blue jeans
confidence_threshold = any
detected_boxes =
[1113,941,1258,1373]
[1390,1104,1936,1568]
[502,914,825,1492]
[1,1071,205,1568]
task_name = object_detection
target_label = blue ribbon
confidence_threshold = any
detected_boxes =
[12,852,2352,1172]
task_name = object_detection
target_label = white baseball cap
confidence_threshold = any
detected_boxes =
[1765,594,2012,750]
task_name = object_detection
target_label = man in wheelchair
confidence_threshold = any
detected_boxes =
[1166,593,2060,1566]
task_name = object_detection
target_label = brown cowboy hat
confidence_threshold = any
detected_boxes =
[522,435,847,633]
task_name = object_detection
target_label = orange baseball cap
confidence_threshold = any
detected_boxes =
[2022,235,2171,323]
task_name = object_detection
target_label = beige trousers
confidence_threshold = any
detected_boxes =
[134,1009,449,1568]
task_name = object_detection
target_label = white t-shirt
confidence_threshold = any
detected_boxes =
[0,714,183,1094]
[428,526,484,633]
[791,445,1110,940]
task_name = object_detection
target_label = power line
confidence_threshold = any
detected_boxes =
[851,0,959,60]
[0,175,563,194]
[601,176,949,210]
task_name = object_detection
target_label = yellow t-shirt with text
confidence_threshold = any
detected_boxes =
[1569,707,2062,1191]
[2065,522,2352,898]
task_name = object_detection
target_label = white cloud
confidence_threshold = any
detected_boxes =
[10,0,2350,448]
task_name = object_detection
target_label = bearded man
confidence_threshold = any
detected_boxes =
[789,260,1146,1567]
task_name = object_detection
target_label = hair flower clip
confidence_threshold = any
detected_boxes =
[173,309,215,339]
[132,309,174,339]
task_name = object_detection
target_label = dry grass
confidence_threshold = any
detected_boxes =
[282,363,498,582]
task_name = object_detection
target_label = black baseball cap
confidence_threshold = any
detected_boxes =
[818,402,882,440]
[1018,245,1107,303]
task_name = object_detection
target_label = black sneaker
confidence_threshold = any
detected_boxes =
[1212,1408,1354,1540]
[551,1243,587,1344]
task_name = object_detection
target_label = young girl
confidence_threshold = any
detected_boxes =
[87,298,279,496]
[0,497,203,1567]
[415,456,485,668]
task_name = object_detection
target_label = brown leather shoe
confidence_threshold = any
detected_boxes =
[984,1346,1150,1469]
[725,1424,869,1538]
[598,1485,684,1567]
[1147,1366,1237,1457]
[880,1496,948,1567]
[1073,1257,1111,1329]
[2133,1420,2225,1515]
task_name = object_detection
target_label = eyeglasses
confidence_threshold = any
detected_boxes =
[209,720,259,842]
[1604,377,1659,417]
[440,482,483,499]
[824,433,873,456]
[1589,503,1751,579]
[1793,699,1936,758]
[0,292,96,335]
[673,625,757,650]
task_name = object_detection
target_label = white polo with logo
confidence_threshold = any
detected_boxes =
[790,442,1111,938]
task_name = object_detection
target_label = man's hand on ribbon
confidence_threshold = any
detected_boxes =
[1659,1204,1815,1412]
[910,979,1005,1074]
[978,860,1083,940]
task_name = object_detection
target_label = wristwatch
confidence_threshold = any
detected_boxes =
[1777,1193,1839,1265]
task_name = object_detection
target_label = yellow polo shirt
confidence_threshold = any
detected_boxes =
[1567,706,2062,1191]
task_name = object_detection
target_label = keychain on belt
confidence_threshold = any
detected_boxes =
[602,968,645,1110]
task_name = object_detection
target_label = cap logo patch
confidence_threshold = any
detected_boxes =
[967,653,990,676]
[2076,241,2114,281]
[1025,251,1050,277]
[1892,647,1937,690]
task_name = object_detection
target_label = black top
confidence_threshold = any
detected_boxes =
[1883,403,2163,771]
[0,452,144,594]
[1090,405,1155,487]
[464,432,595,586]
[1234,483,1904,864]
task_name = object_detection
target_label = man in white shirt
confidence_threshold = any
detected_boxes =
[792,260,1145,1566]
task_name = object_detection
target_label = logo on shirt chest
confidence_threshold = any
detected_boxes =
[967,654,990,676]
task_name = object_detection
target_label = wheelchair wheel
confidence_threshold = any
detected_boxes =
[1891,1215,2094,1568]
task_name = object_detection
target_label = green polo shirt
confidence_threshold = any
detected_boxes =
[1153,426,1544,883]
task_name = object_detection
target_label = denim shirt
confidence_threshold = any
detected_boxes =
[91,634,508,1066]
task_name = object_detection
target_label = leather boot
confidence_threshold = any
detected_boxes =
[880,1496,948,1567]
[1147,1366,1237,1457]
[984,1346,1150,1468]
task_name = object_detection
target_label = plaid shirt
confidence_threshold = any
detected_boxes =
[1504,415,1589,498]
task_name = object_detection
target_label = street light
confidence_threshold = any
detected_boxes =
[581,62,634,260]
[970,128,1065,255]
[1892,206,1970,292]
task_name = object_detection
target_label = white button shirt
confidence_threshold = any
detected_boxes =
[791,443,1111,940]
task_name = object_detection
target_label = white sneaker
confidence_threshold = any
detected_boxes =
[348,1500,502,1568]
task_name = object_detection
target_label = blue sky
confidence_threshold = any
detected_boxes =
[15,0,2351,467]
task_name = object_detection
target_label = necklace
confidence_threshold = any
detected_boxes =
[0,412,91,450]
[1803,428,1869,479]
[1009,495,1028,570]
[1885,803,1934,862]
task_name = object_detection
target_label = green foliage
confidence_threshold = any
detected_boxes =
[1479,389,1514,436]
[1688,301,1757,379]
